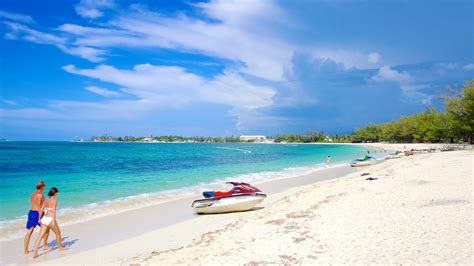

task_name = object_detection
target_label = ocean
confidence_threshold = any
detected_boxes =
[0,141,380,240]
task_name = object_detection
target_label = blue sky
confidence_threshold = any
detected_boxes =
[0,0,473,140]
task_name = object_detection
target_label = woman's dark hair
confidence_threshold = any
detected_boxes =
[48,187,59,197]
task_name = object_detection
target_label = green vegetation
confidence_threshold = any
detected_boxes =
[352,80,473,143]
[274,131,327,143]
[88,135,243,143]
[86,80,473,144]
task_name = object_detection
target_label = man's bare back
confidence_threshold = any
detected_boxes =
[30,191,44,211]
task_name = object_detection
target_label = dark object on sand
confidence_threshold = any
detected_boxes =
[366,177,378,181]
[361,172,370,176]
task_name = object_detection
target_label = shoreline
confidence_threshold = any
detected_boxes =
[52,147,472,264]
[0,143,379,243]
[2,143,470,264]
[0,160,359,264]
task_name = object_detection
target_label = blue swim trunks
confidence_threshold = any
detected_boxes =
[26,210,41,229]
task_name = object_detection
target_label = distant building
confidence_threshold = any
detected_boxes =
[325,136,333,142]
[143,137,153,142]
[239,135,267,142]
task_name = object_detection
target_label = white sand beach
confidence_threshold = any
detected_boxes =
[20,144,468,265]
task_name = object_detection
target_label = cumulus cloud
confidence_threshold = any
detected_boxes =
[68,1,292,81]
[2,1,386,80]
[64,63,275,110]
[368,52,381,64]
[306,48,382,70]
[57,63,277,127]
[2,1,467,136]
[371,65,411,83]
[75,0,114,19]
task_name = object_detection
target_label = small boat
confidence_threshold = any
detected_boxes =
[350,157,377,167]
[385,152,405,160]
[192,182,266,214]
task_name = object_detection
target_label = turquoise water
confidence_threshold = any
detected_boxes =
[0,141,376,239]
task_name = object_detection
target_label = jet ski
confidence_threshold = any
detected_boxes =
[350,156,377,167]
[385,152,405,160]
[192,182,266,214]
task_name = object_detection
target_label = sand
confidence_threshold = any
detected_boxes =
[33,144,472,265]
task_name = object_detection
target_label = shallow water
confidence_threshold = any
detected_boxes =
[0,141,379,240]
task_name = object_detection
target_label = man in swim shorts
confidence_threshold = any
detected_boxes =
[24,181,50,255]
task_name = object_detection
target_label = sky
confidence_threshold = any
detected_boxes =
[0,0,473,140]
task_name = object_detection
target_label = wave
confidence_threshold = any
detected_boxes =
[0,161,347,241]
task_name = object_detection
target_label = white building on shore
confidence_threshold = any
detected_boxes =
[239,135,267,142]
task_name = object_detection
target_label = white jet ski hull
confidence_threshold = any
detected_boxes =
[350,159,376,167]
[192,193,266,214]
[385,153,405,160]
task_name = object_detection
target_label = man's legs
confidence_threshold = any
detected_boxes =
[24,227,34,255]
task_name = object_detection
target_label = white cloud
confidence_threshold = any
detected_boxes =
[463,63,474,71]
[60,63,275,123]
[368,52,381,64]
[398,83,434,105]
[307,48,381,70]
[371,65,411,83]
[63,64,275,109]
[3,22,65,45]
[3,1,385,80]
[75,0,114,19]
[71,1,292,81]
[85,86,121,97]
[436,62,458,74]
[59,45,105,62]
[0,9,35,24]
[1,62,277,129]
[3,21,105,62]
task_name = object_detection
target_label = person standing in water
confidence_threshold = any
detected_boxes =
[32,187,70,259]
[325,155,332,164]
[24,181,50,255]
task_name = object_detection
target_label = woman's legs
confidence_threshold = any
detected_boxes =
[42,227,52,250]
[32,225,48,258]
[50,221,69,250]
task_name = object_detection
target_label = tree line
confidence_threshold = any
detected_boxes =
[351,80,473,143]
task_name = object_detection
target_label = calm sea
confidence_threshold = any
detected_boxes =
[0,141,379,240]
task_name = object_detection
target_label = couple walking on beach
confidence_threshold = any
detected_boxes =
[23,180,69,259]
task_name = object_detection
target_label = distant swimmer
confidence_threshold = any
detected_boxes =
[325,155,332,164]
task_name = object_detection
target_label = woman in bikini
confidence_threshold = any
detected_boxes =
[32,187,69,258]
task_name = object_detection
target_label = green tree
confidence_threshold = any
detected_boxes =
[444,80,474,142]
